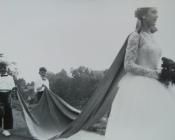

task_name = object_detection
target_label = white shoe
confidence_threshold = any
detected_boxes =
[2,130,11,136]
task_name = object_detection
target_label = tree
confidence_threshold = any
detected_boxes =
[43,67,105,109]
[48,69,71,100]
[68,66,104,108]
[16,78,26,89]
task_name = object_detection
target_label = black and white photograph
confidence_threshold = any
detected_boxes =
[0,0,175,140]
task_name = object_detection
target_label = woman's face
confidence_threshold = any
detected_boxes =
[39,70,47,78]
[144,8,158,27]
[0,66,7,74]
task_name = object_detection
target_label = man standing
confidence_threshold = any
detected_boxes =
[34,67,49,102]
[0,62,16,136]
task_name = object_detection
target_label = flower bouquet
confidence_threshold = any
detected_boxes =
[159,57,175,86]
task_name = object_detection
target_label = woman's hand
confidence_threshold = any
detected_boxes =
[152,69,160,80]
[42,84,47,88]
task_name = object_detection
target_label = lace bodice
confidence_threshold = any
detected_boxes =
[124,31,162,79]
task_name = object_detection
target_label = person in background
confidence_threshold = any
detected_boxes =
[0,62,16,137]
[34,67,49,102]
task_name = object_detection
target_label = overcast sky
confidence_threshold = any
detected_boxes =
[0,0,175,82]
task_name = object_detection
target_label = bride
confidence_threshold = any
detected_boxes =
[15,7,175,140]
[105,7,175,140]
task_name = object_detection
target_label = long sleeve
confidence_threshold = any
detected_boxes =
[124,32,158,79]
[9,76,16,89]
[43,79,49,89]
[34,79,41,93]
[34,77,50,93]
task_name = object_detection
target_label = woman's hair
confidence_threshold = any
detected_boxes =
[135,7,151,20]
[0,61,7,69]
[39,67,47,72]
[135,7,157,33]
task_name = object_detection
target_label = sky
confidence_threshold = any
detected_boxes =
[0,0,175,82]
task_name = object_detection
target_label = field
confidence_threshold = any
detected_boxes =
[0,100,106,140]
[0,107,34,140]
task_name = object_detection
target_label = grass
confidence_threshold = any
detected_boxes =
[0,108,34,140]
[0,99,107,140]
[0,100,34,140]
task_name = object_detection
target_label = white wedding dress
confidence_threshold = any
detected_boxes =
[105,31,175,140]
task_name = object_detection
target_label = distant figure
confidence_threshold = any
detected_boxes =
[34,67,49,102]
[0,62,16,137]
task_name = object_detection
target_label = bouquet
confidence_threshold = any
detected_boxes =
[159,57,175,86]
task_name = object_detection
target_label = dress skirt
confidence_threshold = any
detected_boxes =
[105,73,175,140]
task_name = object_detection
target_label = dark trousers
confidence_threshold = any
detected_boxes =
[37,91,43,102]
[0,92,13,130]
